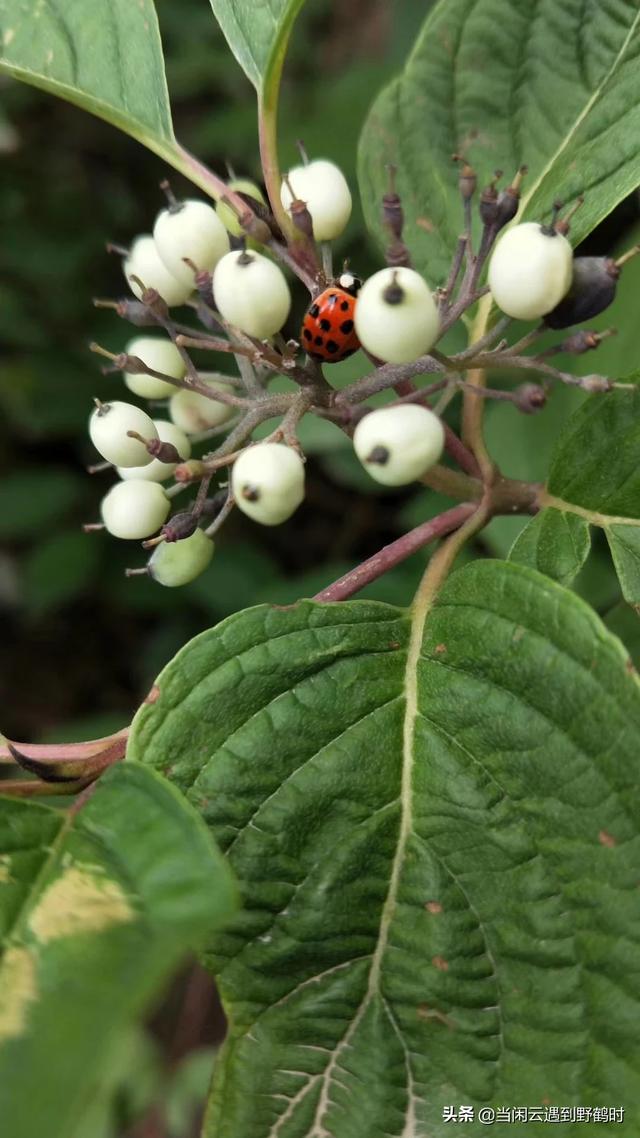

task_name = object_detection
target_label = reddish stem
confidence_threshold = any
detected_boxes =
[313,503,477,603]
[442,424,481,478]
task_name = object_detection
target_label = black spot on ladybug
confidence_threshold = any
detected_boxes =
[319,318,331,331]
[340,300,350,311]
[326,339,339,354]
[309,304,320,318]
[340,319,354,334]
[314,335,324,346]
[303,328,312,340]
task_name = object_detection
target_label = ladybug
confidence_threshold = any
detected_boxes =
[301,272,362,362]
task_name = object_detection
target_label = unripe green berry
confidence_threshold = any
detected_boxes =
[154,199,230,287]
[89,401,158,468]
[354,268,439,364]
[169,377,236,433]
[232,443,304,526]
[213,251,291,339]
[124,336,186,399]
[281,159,352,241]
[101,480,170,539]
[353,404,445,486]
[123,235,192,306]
[148,528,214,586]
[216,180,266,237]
[488,221,573,320]
[117,420,191,482]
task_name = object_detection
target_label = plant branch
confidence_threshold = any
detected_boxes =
[411,501,490,616]
[454,313,512,359]
[439,235,467,306]
[258,94,293,243]
[461,294,496,481]
[172,143,256,219]
[200,395,298,464]
[442,423,481,478]
[421,463,482,501]
[313,503,477,603]
[336,358,444,405]
[469,351,622,391]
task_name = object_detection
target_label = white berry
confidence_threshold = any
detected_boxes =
[281,160,352,241]
[154,199,230,287]
[123,235,192,307]
[148,528,214,587]
[231,443,304,526]
[117,420,191,482]
[354,268,439,364]
[169,377,236,433]
[353,405,445,487]
[101,480,170,540]
[213,251,291,339]
[488,222,573,320]
[89,401,158,468]
[216,179,266,237]
[123,336,186,399]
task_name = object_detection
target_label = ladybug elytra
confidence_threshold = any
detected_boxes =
[301,272,362,362]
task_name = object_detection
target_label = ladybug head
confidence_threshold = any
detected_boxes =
[337,271,362,297]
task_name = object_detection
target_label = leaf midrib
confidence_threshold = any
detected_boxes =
[541,491,640,529]
[304,584,433,1136]
[517,6,640,216]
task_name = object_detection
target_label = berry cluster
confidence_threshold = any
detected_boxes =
[85,150,636,588]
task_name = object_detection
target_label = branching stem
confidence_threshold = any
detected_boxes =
[313,503,477,603]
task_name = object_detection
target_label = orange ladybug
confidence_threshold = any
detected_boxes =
[300,272,361,362]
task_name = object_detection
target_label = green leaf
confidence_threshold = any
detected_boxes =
[208,0,306,92]
[129,562,640,1135]
[547,376,640,516]
[359,0,640,283]
[68,1026,162,1138]
[0,763,237,1138]
[606,525,640,605]
[604,602,640,669]
[538,375,640,599]
[509,507,591,586]
[0,0,174,153]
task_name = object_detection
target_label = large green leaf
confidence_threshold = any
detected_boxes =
[208,0,306,92]
[0,0,174,153]
[547,377,640,516]
[129,562,640,1137]
[539,375,640,601]
[606,526,640,607]
[509,507,591,586]
[0,762,236,1138]
[604,602,640,668]
[359,0,640,283]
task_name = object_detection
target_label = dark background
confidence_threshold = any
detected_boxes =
[1,2,639,1132]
